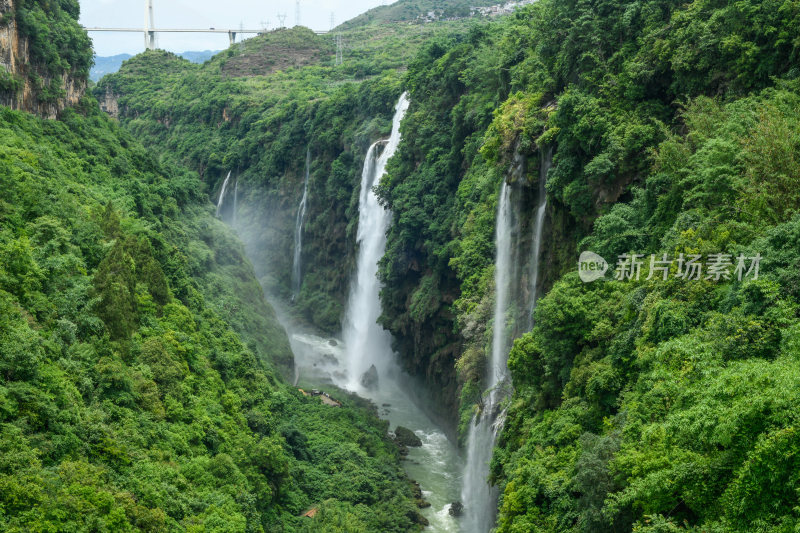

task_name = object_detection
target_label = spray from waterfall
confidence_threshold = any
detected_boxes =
[292,148,311,298]
[216,170,232,217]
[528,146,551,328]
[342,92,410,390]
[232,176,239,227]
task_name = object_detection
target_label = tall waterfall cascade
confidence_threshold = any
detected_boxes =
[292,148,311,297]
[217,92,462,532]
[216,170,232,218]
[342,92,410,389]
[461,181,515,533]
[461,147,551,532]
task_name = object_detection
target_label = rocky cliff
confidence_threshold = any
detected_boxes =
[0,0,89,118]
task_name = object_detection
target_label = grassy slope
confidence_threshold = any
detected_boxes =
[337,0,500,30]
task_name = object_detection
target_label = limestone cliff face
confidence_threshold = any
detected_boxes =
[98,87,120,118]
[0,0,87,118]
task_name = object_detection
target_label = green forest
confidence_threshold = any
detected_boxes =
[0,1,428,531]
[3,0,800,530]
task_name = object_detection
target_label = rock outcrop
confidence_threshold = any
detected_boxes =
[360,364,379,389]
[0,0,87,118]
[98,86,120,118]
[394,426,422,447]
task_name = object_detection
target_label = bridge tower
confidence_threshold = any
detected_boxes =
[144,0,156,50]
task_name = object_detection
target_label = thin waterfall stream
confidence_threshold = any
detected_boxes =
[461,147,550,532]
[461,181,515,533]
[216,170,232,218]
[232,176,239,227]
[292,148,311,298]
[528,146,551,328]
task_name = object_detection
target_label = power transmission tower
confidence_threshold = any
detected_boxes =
[277,13,286,28]
[295,0,300,27]
[335,34,343,65]
[330,12,335,31]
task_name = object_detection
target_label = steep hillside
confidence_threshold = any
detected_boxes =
[220,28,329,77]
[378,0,800,530]
[337,0,500,29]
[0,3,427,531]
[91,51,217,82]
[0,90,427,533]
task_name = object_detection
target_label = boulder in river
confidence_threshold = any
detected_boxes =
[360,364,379,389]
[410,480,431,509]
[394,425,422,447]
[449,501,464,517]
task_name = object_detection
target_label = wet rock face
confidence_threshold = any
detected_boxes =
[0,1,18,77]
[360,364,379,389]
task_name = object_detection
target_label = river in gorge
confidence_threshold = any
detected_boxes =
[289,93,464,532]
[229,92,472,532]
[289,331,464,532]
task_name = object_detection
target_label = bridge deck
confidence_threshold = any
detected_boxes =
[84,27,328,34]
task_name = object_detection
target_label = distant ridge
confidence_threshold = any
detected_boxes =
[336,0,502,30]
[91,50,219,81]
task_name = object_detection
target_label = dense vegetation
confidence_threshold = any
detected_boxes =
[0,99,427,532]
[371,0,800,529]
[94,16,489,419]
[498,86,800,532]
[96,40,405,330]
[91,0,800,529]
[0,3,427,531]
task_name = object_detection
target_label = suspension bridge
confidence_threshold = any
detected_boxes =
[83,0,329,50]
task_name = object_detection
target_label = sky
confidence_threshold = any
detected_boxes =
[79,0,390,56]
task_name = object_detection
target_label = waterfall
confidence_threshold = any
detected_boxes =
[342,92,410,389]
[292,148,311,298]
[461,181,515,533]
[528,146,551,328]
[216,170,232,217]
[461,147,552,531]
